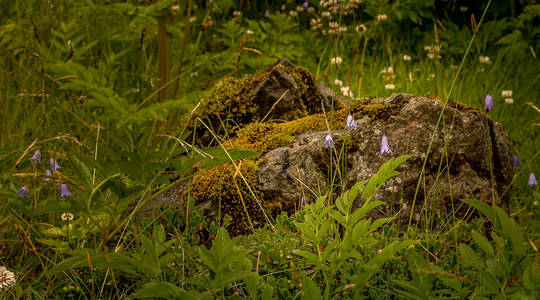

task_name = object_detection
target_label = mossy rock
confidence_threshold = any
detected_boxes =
[181,58,345,146]
[184,93,409,235]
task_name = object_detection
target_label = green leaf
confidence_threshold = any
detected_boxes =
[329,210,346,227]
[369,217,394,233]
[471,230,494,257]
[362,155,409,203]
[132,281,202,299]
[301,277,323,300]
[295,222,317,242]
[292,249,320,265]
[350,201,384,225]
[460,199,494,222]
[459,244,484,271]
[261,285,274,300]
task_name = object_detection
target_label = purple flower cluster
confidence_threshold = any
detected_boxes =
[19,150,72,198]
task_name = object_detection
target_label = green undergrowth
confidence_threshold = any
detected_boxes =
[0,0,539,298]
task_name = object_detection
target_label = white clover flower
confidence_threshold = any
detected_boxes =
[402,54,411,61]
[330,56,343,65]
[0,266,16,291]
[170,5,180,15]
[334,79,343,86]
[289,10,298,17]
[246,29,254,35]
[341,86,353,98]
[502,90,513,98]
[385,83,395,90]
[296,6,303,12]
[61,212,74,221]
[329,21,339,28]
[479,56,490,64]
[505,98,514,104]
[355,24,367,33]
[307,7,315,13]
[189,16,197,23]
[428,73,435,80]
[376,14,388,21]
[339,26,347,33]
[321,11,331,18]
[233,11,242,17]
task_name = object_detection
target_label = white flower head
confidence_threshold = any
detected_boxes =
[341,86,353,98]
[289,10,298,17]
[330,56,343,65]
[0,266,16,291]
[321,11,331,18]
[428,73,435,81]
[402,54,411,61]
[246,29,254,35]
[334,79,343,86]
[479,56,490,64]
[355,24,367,33]
[376,14,388,21]
[385,83,395,90]
[61,212,74,221]
[502,90,512,98]
[504,98,514,104]
[189,16,197,23]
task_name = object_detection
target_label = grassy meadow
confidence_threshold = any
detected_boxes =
[0,0,539,298]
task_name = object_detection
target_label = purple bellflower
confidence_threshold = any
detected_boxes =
[380,135,392,155]
[345,114,357,131]
[513,155,519,169]
[43,169,52,182]
[31,150,41,164]
[484,94,494,111]
[302,1,309,9]
[324,134,335,149]
[529,173,538,187]
[60,184,72,197]
[50,158,61,170]
[18,186,29,198]
[264,10,270,17]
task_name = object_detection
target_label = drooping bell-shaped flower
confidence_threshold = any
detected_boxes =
[302,1,309,9]
[31,150,41,164]
[324,134,335,149]
[483,94,494,111]
[380,135,392,155]
[49,158,61,170]
[43,169,52,182]
[528,173,538,187]
[18,186,29,198]
[513,155,519,169]
[60,184,72,197]
[345,114,357,131]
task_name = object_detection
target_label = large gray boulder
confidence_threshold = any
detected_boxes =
[258,93,513,225]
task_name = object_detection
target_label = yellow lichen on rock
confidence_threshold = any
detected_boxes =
[225,101,404,154]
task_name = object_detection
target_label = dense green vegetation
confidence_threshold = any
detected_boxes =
[0,0,539,298]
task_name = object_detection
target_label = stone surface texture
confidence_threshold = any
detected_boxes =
[258,93,513,225]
